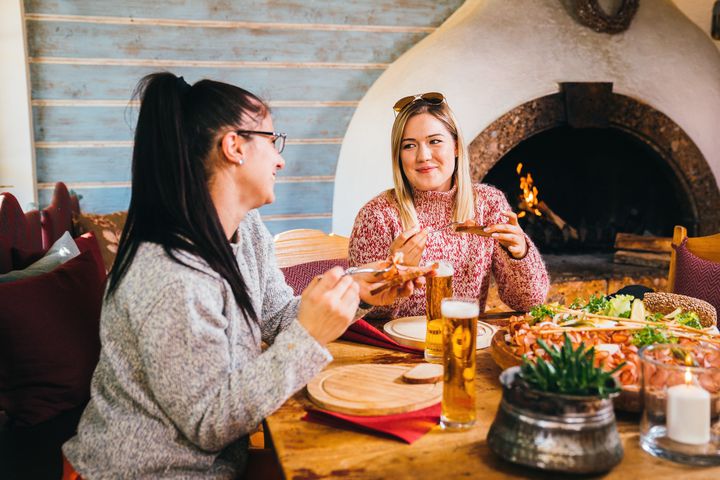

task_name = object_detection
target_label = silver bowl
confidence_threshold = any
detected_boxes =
[487,366,623,474]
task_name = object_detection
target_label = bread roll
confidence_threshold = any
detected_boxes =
[643,292,717,328]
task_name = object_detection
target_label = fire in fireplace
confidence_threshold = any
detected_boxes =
[483,125,692,253]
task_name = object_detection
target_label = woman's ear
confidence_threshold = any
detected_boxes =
[219,131,247,166]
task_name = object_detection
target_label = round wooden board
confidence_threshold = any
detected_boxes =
[384,316,497,350]
[489,330,642,412]
[307,364,442,416]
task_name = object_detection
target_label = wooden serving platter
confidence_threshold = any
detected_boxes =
[306,364,442,416]
[384,316,497,350]
[489,330,642,412]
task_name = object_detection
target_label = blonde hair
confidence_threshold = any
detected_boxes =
[389,98,475,230]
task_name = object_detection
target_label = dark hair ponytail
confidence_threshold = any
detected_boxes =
[108,72,268,324]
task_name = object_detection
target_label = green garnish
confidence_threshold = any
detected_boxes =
[583,294,610,314]
[519,334,624,398]
[646,312,664,322]
[631,325,678,348]
[529,304,556,325]
[676,311,702,329]
[569,297,584,310]
[607,294,634,318]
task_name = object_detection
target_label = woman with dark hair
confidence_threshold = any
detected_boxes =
[62,73,418,478]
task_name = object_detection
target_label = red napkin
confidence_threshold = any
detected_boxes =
[341,319,422,354]
[303,402,440,444]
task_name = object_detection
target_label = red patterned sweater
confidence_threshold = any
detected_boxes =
[348,184,549,318]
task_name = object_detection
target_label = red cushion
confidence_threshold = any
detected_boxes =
[11,246,44,270]
[0,193,32,274]
[11,232,106,284]
[673,239,720,316]
[0,251,103,427]
[41,182,74,250]
[73,232,107,284]
[281,258,349,296]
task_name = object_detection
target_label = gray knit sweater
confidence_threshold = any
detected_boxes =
[63,210,333,479]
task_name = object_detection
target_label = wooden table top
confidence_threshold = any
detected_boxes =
[266,334,720,479]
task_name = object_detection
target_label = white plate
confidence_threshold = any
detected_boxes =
[383,316,497,350]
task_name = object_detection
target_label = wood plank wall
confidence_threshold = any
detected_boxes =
[25,0,463,234]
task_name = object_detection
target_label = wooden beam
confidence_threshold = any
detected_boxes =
[614,232,672,253]
[613,250,670,269]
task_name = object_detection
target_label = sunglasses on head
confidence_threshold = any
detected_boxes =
[392,92,446,113]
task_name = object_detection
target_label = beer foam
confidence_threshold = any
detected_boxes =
[441,300,479,319]
[435,261,454,277]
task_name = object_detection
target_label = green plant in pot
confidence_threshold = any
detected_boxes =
[487,334,625,474]
[520,335,624,398]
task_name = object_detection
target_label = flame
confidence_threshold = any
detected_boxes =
[517,163,542,217]
[684,368,693,385]
[685,352,693,366]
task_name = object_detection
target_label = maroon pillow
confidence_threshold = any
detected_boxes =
[0,251,103,427]
[673,239,720,316]
[74,232,107,283]
[11,232,106,285]
[281,258,349,296]
[41,182,74,250]
[10,246,44,270]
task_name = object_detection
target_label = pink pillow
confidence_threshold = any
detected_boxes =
[673,239,720,316]
[0,251,103,426]
[281,258,349,296]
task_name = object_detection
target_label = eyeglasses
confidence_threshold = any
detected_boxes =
[392,92,446,113]
[235,130,287,153]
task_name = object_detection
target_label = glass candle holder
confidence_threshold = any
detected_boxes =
[639,343,720,465]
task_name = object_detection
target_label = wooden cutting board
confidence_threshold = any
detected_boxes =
[307,364,442,416]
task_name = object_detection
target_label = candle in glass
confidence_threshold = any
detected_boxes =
[666,368,711,445]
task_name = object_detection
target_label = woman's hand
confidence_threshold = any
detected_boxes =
[353,260,426,306]
[389,225,430,266]
[297,266,359,345]
[483,210,528,259]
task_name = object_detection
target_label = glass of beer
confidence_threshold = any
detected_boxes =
[440,297,479,430]
[424,261,453,364]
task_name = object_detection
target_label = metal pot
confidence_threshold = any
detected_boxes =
[487,366,623,474]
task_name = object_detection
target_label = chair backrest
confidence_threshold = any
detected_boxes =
[273,229,349,268]
[668,225,720,291]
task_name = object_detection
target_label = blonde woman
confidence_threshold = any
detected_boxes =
[348,92,549,318]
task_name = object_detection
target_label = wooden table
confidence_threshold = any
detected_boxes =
[266,334,720,479]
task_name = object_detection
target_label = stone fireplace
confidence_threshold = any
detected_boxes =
[471,82,720,253]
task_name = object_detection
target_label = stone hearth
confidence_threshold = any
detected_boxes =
[485,254,667,311]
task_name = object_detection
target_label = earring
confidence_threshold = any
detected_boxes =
[237,158,244,165]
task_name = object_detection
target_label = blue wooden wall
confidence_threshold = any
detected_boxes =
[25,0,463,234]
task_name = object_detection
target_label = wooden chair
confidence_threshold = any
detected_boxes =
[273,229,349,268]
[668,225,720,291]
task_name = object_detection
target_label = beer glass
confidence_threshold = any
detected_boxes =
[440,297,478,430]
[424,261,453,363]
